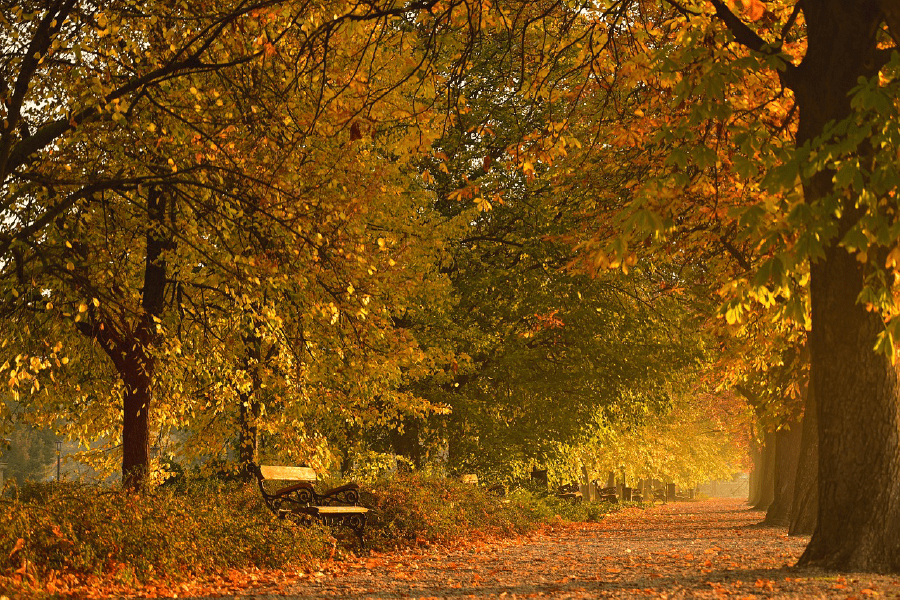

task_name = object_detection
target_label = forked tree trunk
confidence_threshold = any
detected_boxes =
[78,187,170,491]
[790,378,818,536]
[764,417,803,526]
[792,0,900,571]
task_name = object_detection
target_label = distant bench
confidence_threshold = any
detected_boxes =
[557,483,583,503]
[252,464,370,549]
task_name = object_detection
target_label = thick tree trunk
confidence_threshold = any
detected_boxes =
[792,1,900,571]
[790,378,818,535]
[753,430,776,511]
[802,248,900,570]
[764,417,803,526]
[121,362,152,490]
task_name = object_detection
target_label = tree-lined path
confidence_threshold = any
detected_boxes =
[237,500,900,599]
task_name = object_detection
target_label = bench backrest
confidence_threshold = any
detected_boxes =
[259,465,317,482]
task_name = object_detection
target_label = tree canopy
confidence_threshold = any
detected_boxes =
[4,0,900,573]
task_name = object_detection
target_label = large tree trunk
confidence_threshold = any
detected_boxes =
[121,357,152,490]
[764,416,803,526]
[793,1,900,572]
[118,188,170,490]
[790,377,818,535]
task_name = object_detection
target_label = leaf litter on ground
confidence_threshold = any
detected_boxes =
[16,498,900,598]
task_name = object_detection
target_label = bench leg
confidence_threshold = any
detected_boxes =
[317,513,368,552]
[346,513,367,552]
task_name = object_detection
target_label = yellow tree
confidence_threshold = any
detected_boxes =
[0,0,462,489]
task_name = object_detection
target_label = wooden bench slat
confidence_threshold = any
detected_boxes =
[260,465,317,481]
[312,506,369,514]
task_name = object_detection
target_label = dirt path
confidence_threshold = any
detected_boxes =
[230,499,900,599]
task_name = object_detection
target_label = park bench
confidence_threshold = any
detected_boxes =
[557,483,583,503]
[592,481,618,503]
[252,464,369,549]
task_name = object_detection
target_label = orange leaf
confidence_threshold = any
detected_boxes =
[740,0,765,21]
[8,538,24,558]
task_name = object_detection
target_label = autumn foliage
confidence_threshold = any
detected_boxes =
[0,473,620,598]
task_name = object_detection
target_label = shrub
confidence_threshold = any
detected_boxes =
[362,473,621,549]
[0,473,624,597]
[0,480,330,587]
[363,474,524,548]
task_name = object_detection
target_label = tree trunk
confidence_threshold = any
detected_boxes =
[237,390,260,471]
[121,359,152,490]
[236,334,262,477]
[753,430,775,511]
[389,417,422,469]
[765,417,803,526]
[748,432,763,505]
[790,377,818,536]
[792,0,900,571]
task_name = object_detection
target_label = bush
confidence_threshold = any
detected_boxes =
[362,473,620,549]
[363,474,519,548]
[0,480,331,587]
[0,473,624,597]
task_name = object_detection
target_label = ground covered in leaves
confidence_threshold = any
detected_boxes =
[213,498,900,599]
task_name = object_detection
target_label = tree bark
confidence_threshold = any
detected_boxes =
[118,187,171,490]
[236,331,263,477]
[790,377,818,536]
[389,417,422,469]
[237,389,260,470]
[753,430,775,511]
[764,417,803,526]
[120,355,152,490]
[791,0,900,572]
[748,432,763,506]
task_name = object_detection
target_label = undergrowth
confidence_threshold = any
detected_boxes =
[0,479,331,596]
[0,474,629,598]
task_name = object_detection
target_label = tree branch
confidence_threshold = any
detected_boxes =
[707,0,800,88]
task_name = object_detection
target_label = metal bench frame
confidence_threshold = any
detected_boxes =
[252,464,369,549]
